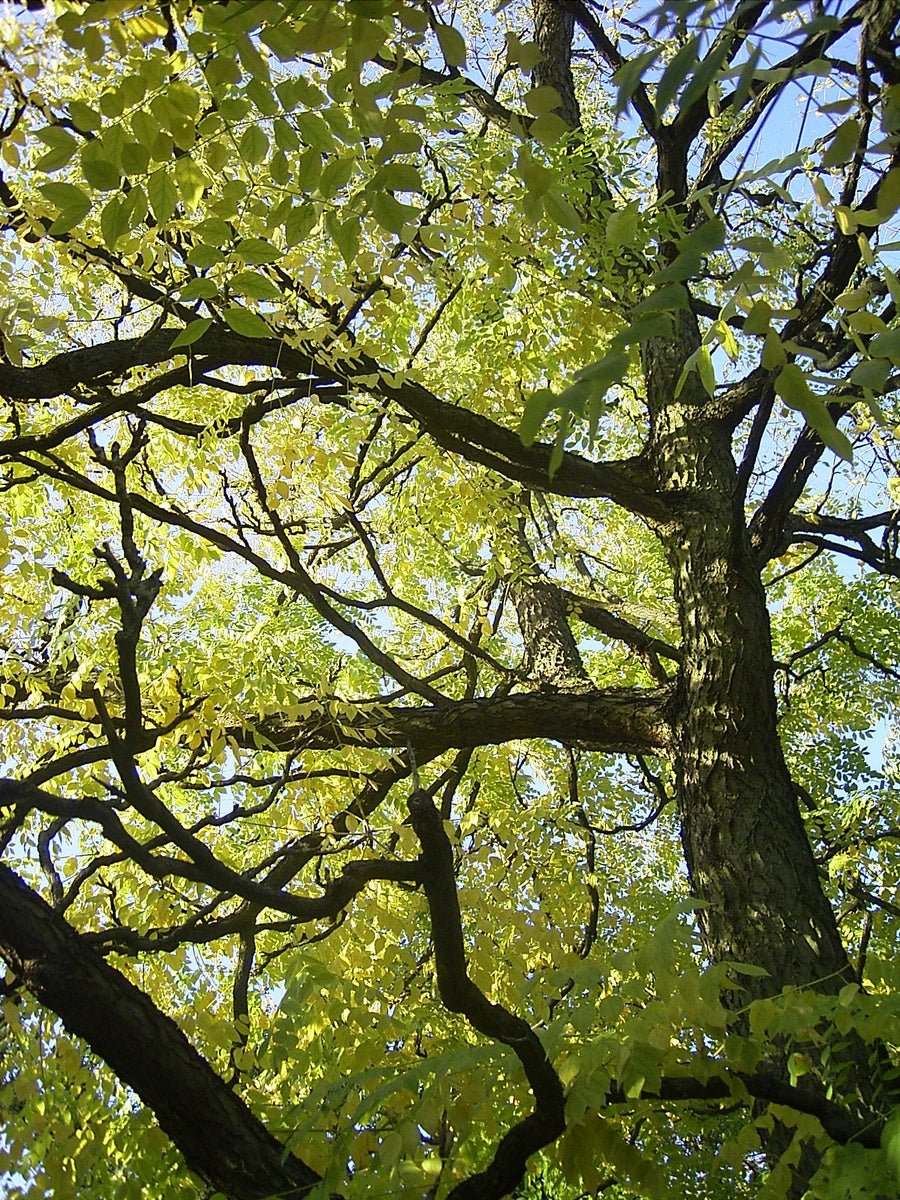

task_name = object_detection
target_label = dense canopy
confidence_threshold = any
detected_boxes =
[1,1,900,1198]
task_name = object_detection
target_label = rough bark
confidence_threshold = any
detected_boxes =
[249,687,673,756]
[512,577,595,690]
[531,0,581,127]
[509,517,595,692]
[643,315,854,999]
[643,325,869,1194]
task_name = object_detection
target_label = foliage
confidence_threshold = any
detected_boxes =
[0,1,899,1198]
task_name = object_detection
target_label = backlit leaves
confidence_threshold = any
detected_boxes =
[1,4,899,1199]
[775,364,853,461]
[39,181,91,233]
[222,306,274,338]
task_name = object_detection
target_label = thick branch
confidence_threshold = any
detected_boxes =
[562,588,681,667]
[0,326,664,515]
[249,687,674,758]
[532,0,580,127]
[562,0,657,135]
[0,863,323,1200]
[603,1072,881,1148]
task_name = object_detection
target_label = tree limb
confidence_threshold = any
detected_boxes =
[0,862,324,1200]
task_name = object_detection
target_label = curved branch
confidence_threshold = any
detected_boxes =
[0,863,323,1200]
[0,326,665,516]
[408,787,566,1200]
[562,0,657,136]
[0,777,421,922]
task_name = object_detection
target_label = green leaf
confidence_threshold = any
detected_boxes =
[378,163,423,194]
[762,330,786,369]
[294,112,334,152]
[674,347,713,398]
[371,191,418,235]
[744,300,773,335]
[776,364,853,460]
[543,189,582,232]
[846,311,886,335]
[174,158,208,211]
[614,49,657,115]
[517,151,554,197]
[188,243,225,269]
[147,170,179,224]
[170,318,213,348]
[130,109,159,149]
[821,118,860,169]
[239,124,268,165]
[232,237,281,266]
[276,76,326,111]
[329,215,360,266]
[726,43,763,113]
[849,358,891,392]
[35,127,79,172]
[179,277,219,301]
[605,205,639,246]
[697,345,716,395]
[881,1109,900,1187]
[530,111,570,146]
[654,218,725,284]
[40,182,91,233]
[505,32,542,72]
[548,424,567,477]
[655,38,699,115]
[612,315,673,348]
[679,40,731,111]
[228,270,282,300]
[519,387,555,446]
[80,146,121,191]
[683,217,726,255]
[222,306,273,339]
[100,196,129,250]
[775,362,814,411]
[524,85,562,117]
[166,81,201,119]
[868,329,900,363]
[574,350,630,387]
[633,284,689,316]
[284,204,318,247]
[273,118,300,154]
[877,168,900,222]
[435,23,466,68]
[68,101,103,132]
[318,155,354,199]
[196,218,233,248]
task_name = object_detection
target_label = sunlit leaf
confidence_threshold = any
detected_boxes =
[435,22,466,68]
[170,318,213,348]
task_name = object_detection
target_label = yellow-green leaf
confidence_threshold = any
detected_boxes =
[147,170,178,224]
[525,85,562,116]
[222,306,273,339]
[171,318,213,348]
[435,23,466,68]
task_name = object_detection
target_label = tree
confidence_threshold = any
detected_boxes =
[0,0,899,1196]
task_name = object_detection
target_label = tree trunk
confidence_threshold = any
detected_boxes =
[643,317,854,1000]
[531,0,580,128]
[645,331,867,1194]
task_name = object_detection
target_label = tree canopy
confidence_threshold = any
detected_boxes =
[1,0,900,1197]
